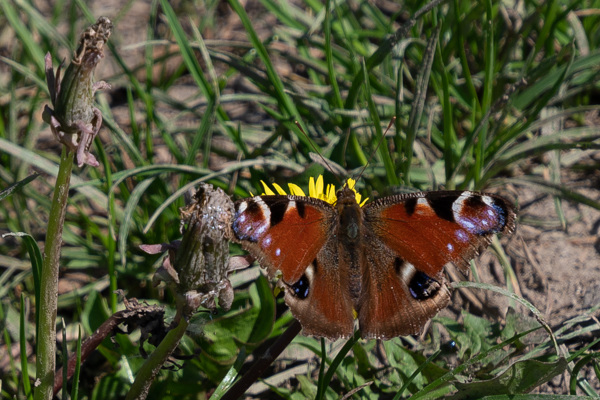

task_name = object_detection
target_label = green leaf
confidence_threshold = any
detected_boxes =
[4,232,43,339]
[20,294,32,399]
[193,276,274,382]
[0,173,39,201]
[452,358,568,398]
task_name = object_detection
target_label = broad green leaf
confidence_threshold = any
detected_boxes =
[452,358,569,398]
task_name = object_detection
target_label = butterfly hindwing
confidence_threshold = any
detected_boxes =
[283,249,355,338]
[358,240,452,339]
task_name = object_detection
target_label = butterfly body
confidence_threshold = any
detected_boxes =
[233,187,516,339]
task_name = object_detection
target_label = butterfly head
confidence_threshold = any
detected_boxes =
[334,179,368,207]
[334,186,361,206]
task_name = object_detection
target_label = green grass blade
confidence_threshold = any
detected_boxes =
[393,349,442,400]
[570,354,600,396]
[118,177,155,270]
[0,173,39,201]
[411,327,544,399]
[403,26,438,184]
[315,339,327,400]
[505,176,600,211]
[1,0,45,73]
[227,0,310,148]
[14,0,71,49]
[5,233,43,340]
[315,331,361,400]
[61,319,68,400]
[20,294,32,400]
[256,0,305,30]
[361,60,396,185]
[208,348,247,399]
[474,0,495,184]
[324,0,343,114]
[482,127,600,183]
[433,28,455,187]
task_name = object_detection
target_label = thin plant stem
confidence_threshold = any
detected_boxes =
[221,320,302,400]
[125,314,189,400]
[34,147,74,400]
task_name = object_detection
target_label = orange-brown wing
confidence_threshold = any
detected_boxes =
[232,195,354,338]
[233,195,331,282]
[365,191,516,276]
[358,237,451,339]
[358,191,516,338]
[281,245,355,339]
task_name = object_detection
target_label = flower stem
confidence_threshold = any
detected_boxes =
[34,147,73,400]
[125,313,189,400]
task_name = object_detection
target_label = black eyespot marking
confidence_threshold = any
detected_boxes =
[394,257,404,275]
[489,199,510,231]
[409,271,440,300]
[405,198,417,216]
[270,201,288,226]
[296,201,306,219]
[429,196,458,223]
[292,275,310,299]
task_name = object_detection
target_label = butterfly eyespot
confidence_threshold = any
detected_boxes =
[291,275,310,299]
[409,271,441,300]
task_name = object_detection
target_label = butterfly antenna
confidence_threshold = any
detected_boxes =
[294,121,344,186]
[353,117,396,183]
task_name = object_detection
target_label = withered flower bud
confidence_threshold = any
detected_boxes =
[42,16,112,167]
[172,184,236,315]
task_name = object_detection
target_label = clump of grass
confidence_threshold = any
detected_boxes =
[0,0,599,398]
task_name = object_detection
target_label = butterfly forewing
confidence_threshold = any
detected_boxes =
[365,191,516,274]
[233,195,331,283]
[357,191,516,338]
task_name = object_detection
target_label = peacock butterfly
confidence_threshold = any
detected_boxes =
[231,180,516,339]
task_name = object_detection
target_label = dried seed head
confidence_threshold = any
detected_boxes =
[73,16,113,68]
[42,16,113,167]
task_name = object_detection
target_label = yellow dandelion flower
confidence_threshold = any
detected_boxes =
[287,183,306,196]
[260,175,368,206]
[260,181,276,195]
